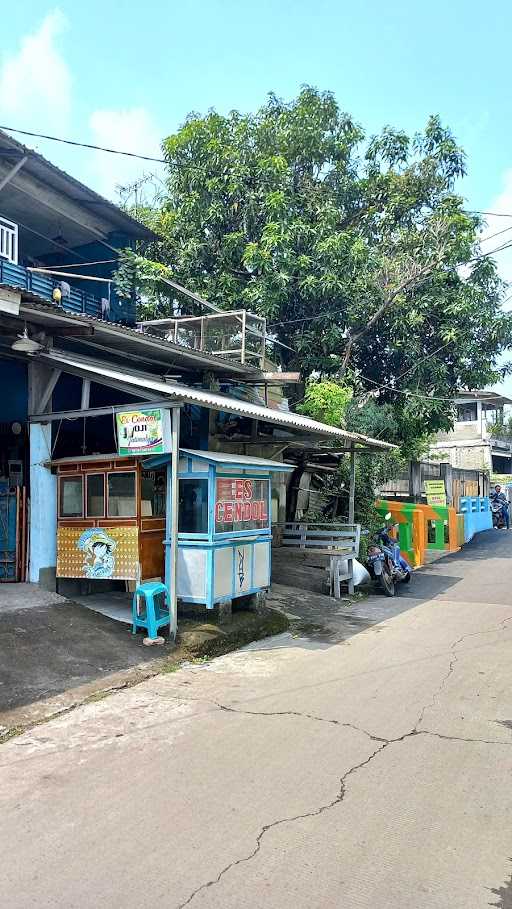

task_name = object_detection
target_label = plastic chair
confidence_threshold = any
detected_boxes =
[132,581,170,639]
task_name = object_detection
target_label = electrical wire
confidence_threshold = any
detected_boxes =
[3,123,512,225]
[0,124,167,164]
[358,374,458,402]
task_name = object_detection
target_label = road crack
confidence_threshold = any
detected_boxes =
[175,738,390,909]
[415,614,512,730]
[175,616,512,907]
[217,705,388,743]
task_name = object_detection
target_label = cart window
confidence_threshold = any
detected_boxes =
[215,477,269,533]
[179,479,209,534]
[60,476,83,518]
[107,472,136,517]
[86,474,105,517]
[141,469,166,518]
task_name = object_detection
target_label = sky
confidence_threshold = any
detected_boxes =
[2,1,512,390]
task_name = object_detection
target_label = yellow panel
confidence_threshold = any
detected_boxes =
[57,526,139,580]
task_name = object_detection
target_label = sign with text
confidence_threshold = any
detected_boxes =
[424,479,447,507]
[116,408,171,456]
[215,477,269,532]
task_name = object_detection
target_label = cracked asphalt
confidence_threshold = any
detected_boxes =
[1,530,512,908]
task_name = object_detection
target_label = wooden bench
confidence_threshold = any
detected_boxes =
[280,523,361,597]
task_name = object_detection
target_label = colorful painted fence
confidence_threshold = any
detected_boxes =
[375,497,492,568]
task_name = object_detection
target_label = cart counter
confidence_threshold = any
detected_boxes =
[146,449,293,609]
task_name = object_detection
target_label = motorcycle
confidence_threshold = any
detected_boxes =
[366,515,412,597]
[491,499,508,529]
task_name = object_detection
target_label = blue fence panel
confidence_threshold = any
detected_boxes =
[459,496,493,542]
[0,259,28,289]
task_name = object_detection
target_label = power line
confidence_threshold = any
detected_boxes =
[359,373,460,403]
[0,124,167,164]
[3,123,512,225]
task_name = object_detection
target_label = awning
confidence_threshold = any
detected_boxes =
[37,348,396,450]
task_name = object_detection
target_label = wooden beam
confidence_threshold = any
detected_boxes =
[37,368,61,414]
[348,445,356,524]
[0,154,28,192]
[29,398,180,423]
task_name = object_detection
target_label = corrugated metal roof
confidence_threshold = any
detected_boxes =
[16,298,262,377]
[180,449,294,470]
[38,349,396,450]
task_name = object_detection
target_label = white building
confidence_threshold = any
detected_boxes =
[430,391,512,474]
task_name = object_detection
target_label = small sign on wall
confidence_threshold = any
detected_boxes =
[424,479,447,507]
[116,408,171,456]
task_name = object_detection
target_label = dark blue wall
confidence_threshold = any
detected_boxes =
[41,235,136,326]
[0,359,28,422]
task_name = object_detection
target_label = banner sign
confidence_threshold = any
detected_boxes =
[116,408,171,456]
[424,479,447,507]
[215,477,268,528]
[57,526,139,580]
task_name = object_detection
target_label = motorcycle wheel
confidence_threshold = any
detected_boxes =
[380,565,395,597]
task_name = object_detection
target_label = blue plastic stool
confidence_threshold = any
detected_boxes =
[132,581,170,639]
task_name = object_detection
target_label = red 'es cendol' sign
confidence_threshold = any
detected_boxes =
[215,478,268,529]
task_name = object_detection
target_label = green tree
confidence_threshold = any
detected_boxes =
[118,87,511,437]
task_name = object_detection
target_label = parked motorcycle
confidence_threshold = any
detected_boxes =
[366,515,412,597]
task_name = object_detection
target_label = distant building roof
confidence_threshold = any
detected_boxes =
[456,390,512,407]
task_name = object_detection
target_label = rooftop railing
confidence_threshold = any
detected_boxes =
[139,310,268,368]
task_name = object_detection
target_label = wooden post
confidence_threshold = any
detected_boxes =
[168,405,180,641]
[241,310,247,364]
[348,445,356,524]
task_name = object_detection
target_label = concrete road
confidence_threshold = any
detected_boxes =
[1,530,512,908]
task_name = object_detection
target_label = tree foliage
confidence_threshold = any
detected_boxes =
[297,381,352,427]
[120,87,512,442]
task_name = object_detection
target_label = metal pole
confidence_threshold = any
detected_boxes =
[168,405,180,640]
[348,445,356,524]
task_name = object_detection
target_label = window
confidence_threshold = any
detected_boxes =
[141,469,166,517]
[178,479,209,534]
[214,477,269,534]
[60,476,83,517]
[456,403,478,422]
[86,474,105,517]
[107,471,136,517]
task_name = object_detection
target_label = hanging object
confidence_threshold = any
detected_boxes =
[11,327,43,354]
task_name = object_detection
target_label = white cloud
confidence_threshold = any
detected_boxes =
[0,10,71,126]
[479,170,512,293]
[88,108,164,201]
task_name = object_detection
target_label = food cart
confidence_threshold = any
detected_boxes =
[145,449,293,609]
[54,454,167,584]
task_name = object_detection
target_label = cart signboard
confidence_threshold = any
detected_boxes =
[424,479,447,507]
[116,408,171,456]
[215,477,269,532]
